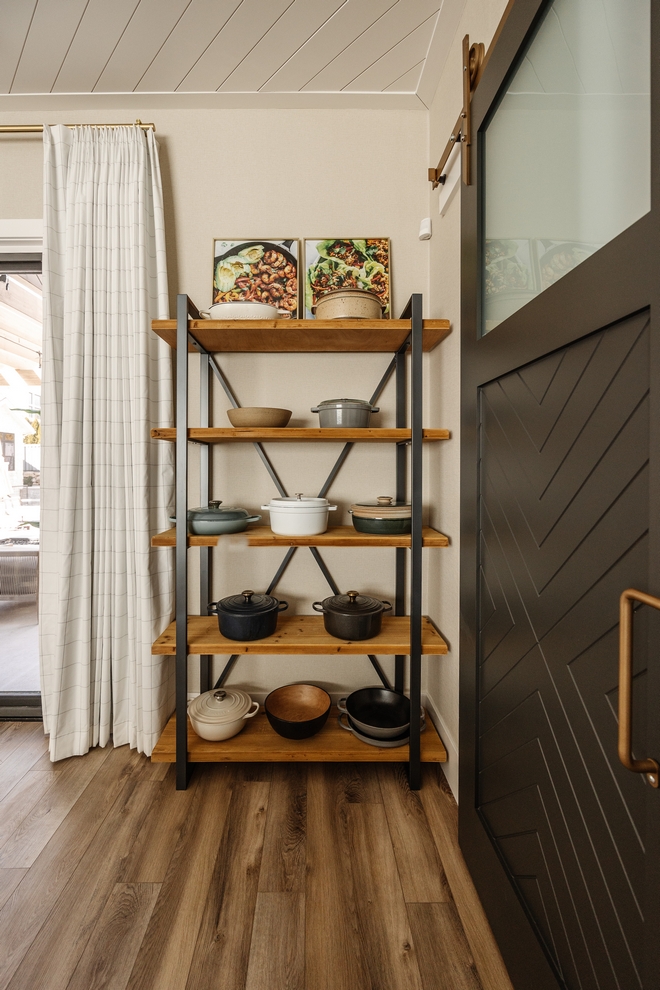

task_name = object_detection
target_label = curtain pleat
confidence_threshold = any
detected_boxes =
[40,125,175,760]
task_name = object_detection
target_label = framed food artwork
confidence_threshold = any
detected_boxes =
[304,239,391,318]
[212,240,300,318]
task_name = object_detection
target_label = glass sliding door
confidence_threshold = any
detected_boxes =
[0,258,42,718]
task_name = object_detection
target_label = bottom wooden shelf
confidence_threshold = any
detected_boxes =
[151,708,447,764]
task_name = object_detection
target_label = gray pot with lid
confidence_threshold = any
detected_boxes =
[169,499,261,535]
[312,590,392,641]
[310,398,379,428]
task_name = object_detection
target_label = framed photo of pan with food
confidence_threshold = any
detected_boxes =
[212,240,300,318]
[304,239,391,318]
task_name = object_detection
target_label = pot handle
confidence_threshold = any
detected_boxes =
[380,600,393,612]
[207,602,218,615]
[199,310,210,318]
[338,712,353,733]
[370,406,380,413]
[260,505,272,511]
[246,515,262,523]
[312,602,325,613]
[278,600,289,612]
[327,505,337,511]
[337,697,348,715]
[310,407,320,413]
[243,701,260,720]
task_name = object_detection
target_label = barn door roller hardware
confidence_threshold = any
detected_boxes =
[428,35,485,188]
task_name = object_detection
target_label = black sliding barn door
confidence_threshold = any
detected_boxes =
[459,2,660,989]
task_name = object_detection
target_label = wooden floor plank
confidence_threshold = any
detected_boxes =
[347,803,424,990]
[0,747,110,868]
[0,869,27,912]
[0,746,144,989]
[419,769,514,990]
[0,770,60,855]
[378,764,451,903]
[66,883,160,990]
[120,766,199,883]
[245,892,305,990]
[185,779,270,990]
[0,723,43,761]
[125,766,234,990]
[0,726,49,803]
[259,764,307,893]
[305,765,371,990]
[336,762,383,803]
[5,776,156,990]
[408,902,484,990]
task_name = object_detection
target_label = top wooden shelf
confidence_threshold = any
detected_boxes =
[151,319,451,353]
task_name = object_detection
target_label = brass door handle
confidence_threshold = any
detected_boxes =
[618,589,660,788]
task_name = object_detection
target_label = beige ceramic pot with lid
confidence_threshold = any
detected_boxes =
[188,687,259,741]
[312,288,384,320]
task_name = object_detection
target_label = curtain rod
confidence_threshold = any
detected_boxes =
[0,119,155,134]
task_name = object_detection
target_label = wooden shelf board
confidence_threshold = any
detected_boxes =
[151,615,448,656]
[151,524,449,548]
[151,319,451,353]
[151,709,447,764]
[150,427,450,443]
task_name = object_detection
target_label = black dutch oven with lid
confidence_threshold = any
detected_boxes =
[208,589,288,641]
[312,590,392,641]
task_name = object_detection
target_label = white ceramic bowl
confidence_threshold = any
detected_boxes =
[200,301,279,320]
[261,495,337,536]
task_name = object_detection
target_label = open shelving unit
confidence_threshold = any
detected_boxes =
[150,294,451,789]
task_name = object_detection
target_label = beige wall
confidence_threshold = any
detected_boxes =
[0,105,453,744]
[425,0,510,794]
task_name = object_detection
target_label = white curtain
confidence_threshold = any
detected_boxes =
[40,125,175,761]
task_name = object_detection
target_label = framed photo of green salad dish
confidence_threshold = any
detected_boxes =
[304,239,391,318]
[212,239,300,318]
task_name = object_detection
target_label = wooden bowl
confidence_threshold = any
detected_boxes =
[265,684,331,739]
[227,407,292,428]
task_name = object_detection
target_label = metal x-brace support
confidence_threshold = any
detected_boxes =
[194,337,405,693]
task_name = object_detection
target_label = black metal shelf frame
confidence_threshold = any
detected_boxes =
[172,292,426,789]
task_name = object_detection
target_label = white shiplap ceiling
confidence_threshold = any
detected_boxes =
[0,0,467,110]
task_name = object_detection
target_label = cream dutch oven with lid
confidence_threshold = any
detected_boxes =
[261,493,337,536]
[188,687,259,741]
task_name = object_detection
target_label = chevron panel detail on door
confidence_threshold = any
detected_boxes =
[477,312,650,990]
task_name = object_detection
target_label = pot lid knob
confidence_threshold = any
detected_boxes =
[213,689,227,701]
[209,500,223,508]
[242,590,254,602]
[377,496,393,505]
[347,590,359,602]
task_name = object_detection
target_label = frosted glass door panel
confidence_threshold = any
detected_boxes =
[482,0,650,334]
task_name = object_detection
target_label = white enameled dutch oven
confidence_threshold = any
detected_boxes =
[260,493,337,536]
[188,687,259,741]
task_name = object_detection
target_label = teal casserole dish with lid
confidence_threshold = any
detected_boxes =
[169,499,261,535]
[349,496,412,535]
